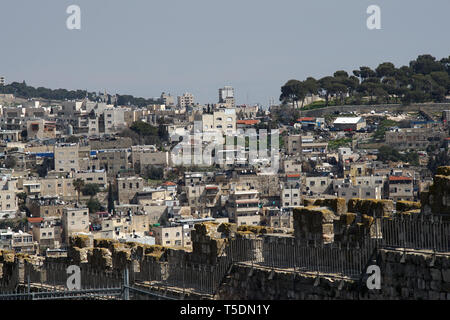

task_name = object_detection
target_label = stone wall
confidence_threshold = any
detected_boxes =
[421,166,450,218]
[300,103,450,117]
[216,248,450,300]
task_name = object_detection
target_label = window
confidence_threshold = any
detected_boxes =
[165,233,169,238]
[176,232,180,237]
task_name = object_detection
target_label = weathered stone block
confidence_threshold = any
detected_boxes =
[430,268,442,281]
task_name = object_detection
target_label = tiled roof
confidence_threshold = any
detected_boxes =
[389,176,412,181]
[297,117,315,122]
[237,120,260,125]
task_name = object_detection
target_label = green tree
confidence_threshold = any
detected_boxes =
[143,165,164,180]
[107,182,115,214]
[280,80,306,108]
[86,197,103,214]
[73,178,85,203]
[4,157,16,169]
[82,184,100,197]
[319,76,335,106]
[427,151,450,175]
[66,136,80,143]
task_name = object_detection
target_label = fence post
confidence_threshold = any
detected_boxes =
[123,268,130,300]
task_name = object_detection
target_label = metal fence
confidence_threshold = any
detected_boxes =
[2,214,450,299]
[130,249,233,296]
[226,237,376,278]
[379,215,450,252]
[0,260,124,300]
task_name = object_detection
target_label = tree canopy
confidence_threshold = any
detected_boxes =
[281,54,450,107]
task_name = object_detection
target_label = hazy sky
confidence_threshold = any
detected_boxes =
[1,0,449,106]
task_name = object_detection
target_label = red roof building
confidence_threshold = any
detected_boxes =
[237,120,260,126]
[389,176,413,182]
[27,217,44,224]
[297,117,315,122]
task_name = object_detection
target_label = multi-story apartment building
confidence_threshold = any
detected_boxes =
[0,228,36,254]
[27,119,56,140]
[104,107,127,134]
[281,182,302,207]
[286,135,328,155]
[117,176,145,204]
[177,93,195,108]
[153,225,189,248]
[40,177,76,199]
[0,130,21,142]
[385,127,446,151]
[99,213,150,239]
[61,207,90,245]
[219,86,235,107]
[90,148,130,177]
[54,143,80,173]
[74,170,108,189]
[388,176,414,202]
[161,92,175,107]
[227,189,261,226]
[0,179,18,219]
[131,145,170,171]
[28,198,66,218]
[202,109,236,135]
[283,159,302,174]
[28,217,62,251]
[304,176,332,197]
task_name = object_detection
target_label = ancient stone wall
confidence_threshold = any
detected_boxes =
[217,248,450,300]
[421,166,450,218]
